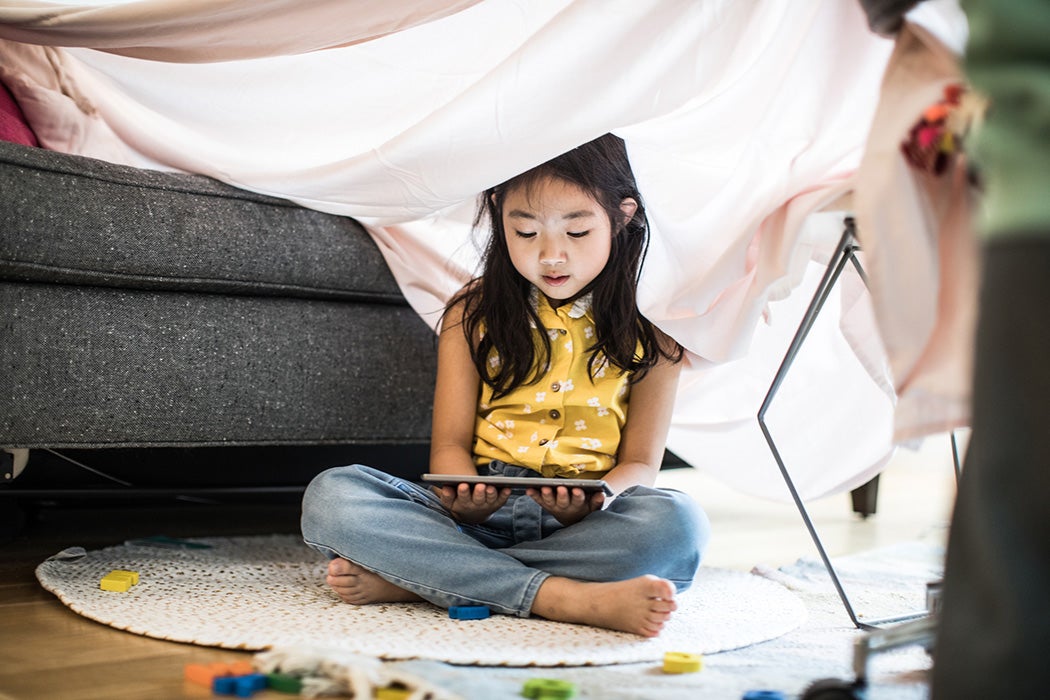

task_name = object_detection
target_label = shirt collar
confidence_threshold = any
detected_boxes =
[529,287,593,319]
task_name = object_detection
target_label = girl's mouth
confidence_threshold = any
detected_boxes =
[543,275,569,286]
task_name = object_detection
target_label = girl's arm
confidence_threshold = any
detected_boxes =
[429,298,482,475]
[602,330,683,495]
[429,298,511,523]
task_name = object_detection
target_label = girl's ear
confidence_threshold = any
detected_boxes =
[618,197,639,226]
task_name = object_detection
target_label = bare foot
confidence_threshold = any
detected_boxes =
[530,575,677,637]
[325,558,422,605]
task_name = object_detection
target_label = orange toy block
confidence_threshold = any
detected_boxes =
[180,659,254,688]
[227,660,255,676]
[184,662,247,687]
[184,663,219,687]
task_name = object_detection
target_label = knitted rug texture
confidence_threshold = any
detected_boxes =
[391,537,944,700]
[36,534,806,667]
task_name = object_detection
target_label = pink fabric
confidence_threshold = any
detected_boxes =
[0,1,973,500]
[854,22,978,442]
[0,76,38,146]
[0,0,484,62]
[0,39,144,162]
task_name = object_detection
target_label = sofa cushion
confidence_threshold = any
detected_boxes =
[0,140,404,303]
[1,280,437,448]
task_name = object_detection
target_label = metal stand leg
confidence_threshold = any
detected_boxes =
[757,217,927,630]
[949,430,964,480]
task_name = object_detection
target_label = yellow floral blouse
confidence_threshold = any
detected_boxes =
[472,291,634,478]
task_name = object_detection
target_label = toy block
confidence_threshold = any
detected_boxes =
[662,651,703,674]
[212,676,238,695]
[212,673,266,697]
[448,604,491,620]
[522,678,577,699]
[233,674,268,697]
[99,571,135,592]
[227,660,255,676]
[184,662,236,687]
[375,685,413,700]
[110,569,139,585]
[741,691,785,700]
[184,663,215,686]
[266,672,303,694]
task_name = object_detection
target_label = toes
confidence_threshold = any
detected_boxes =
[328,557,354,576]
[639,619,666,638]
[651,598,676,614]
[326,574,353,589]
[642,575,676,601]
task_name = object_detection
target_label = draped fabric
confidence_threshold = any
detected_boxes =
[0,0,973,500]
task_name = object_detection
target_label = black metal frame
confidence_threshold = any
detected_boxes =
[757,217,936,630]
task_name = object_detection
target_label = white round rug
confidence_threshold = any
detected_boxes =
[36,535,806,667]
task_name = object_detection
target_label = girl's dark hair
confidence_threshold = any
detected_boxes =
[447,133,683,398]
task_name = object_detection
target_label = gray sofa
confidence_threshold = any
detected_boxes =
[0,139,438,490]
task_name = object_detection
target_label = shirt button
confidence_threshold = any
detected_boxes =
[539,439,549,446]
[558,329,567,335]
[549,409,561,420]
[551,382,561,392]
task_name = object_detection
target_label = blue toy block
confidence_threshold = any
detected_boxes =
[449,605,491,620]
[742,691,786,700]
[212,676,238,694]
[213,673,268,697]
[234,674,268,697]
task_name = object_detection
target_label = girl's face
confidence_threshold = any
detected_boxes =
[501,177,637,302]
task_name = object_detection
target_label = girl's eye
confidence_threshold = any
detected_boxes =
[515,231,537,239]
[567,231,589,239]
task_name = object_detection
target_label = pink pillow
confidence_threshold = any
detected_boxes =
[0,79,39,147]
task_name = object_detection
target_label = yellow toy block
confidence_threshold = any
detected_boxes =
[662,651,703,674]
[375,685,412,700]
[110,569,139,585]
[100,570,137,592]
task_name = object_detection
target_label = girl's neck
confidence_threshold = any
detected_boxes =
[542,281,596,310]
[545,294,573,309]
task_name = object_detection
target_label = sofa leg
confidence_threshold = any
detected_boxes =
[850,474,880,519]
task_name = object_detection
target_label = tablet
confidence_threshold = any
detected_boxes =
[421,473,612,496]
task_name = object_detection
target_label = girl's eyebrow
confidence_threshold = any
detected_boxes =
[507,209,597,220]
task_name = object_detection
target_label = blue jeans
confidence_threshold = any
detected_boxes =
[301,462,710,617]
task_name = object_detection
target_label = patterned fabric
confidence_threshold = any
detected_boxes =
[473,292,634,478]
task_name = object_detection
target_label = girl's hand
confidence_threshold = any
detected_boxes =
[435,482,511,524]
[527,486,605,526]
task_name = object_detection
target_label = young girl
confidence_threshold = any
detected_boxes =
[301,134,709,637]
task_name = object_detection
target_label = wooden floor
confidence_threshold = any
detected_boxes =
[0,437,959,700]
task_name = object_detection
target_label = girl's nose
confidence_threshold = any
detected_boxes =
[540,246,566,266]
